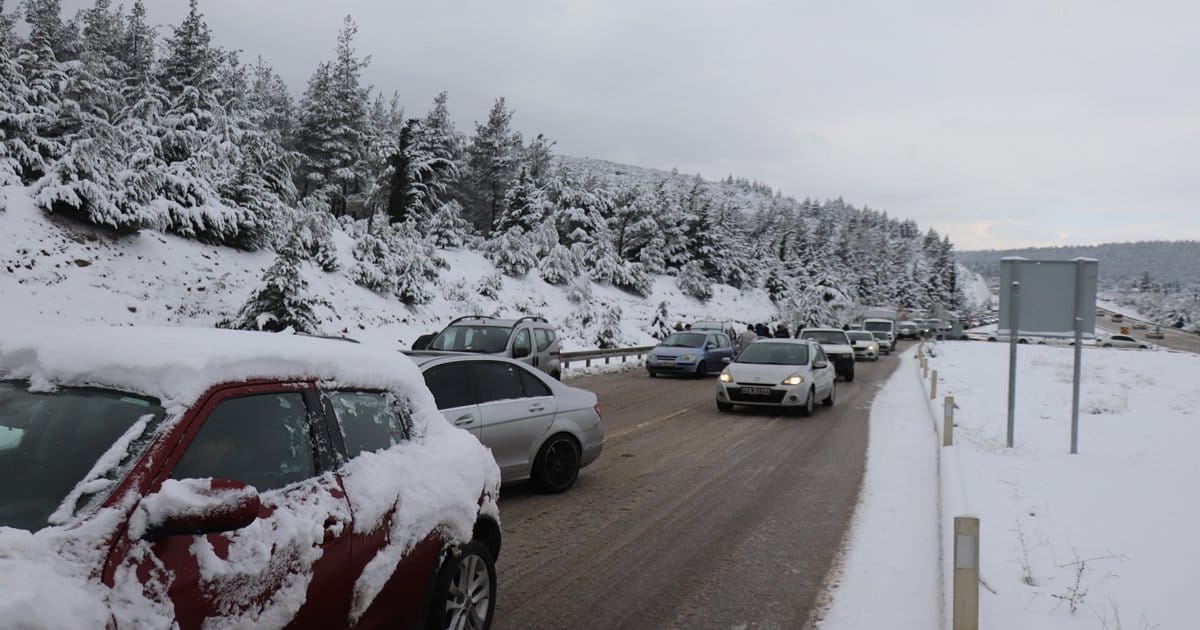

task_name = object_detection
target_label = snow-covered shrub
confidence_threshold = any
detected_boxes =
[349,217,438,305]
[289,198,340,272]
[478,272,503,300]
[222,244,327,333]
[567,276,597,327]
[539,243,577,285]
[426,200,470,249]
[646,301,673,340]
[483,228,537,277]
[595,303,624,349]
[675,261,712,301]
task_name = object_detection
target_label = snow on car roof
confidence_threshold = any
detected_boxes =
[0,326,427,410]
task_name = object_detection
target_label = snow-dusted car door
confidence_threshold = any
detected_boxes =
[104,387,354,628]
[472,361,558,481]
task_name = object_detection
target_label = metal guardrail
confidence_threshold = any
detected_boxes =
[561,346,655,369]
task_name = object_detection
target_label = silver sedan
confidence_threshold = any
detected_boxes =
[406,352,604,493]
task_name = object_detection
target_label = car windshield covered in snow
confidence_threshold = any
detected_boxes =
[0,380,167,531]
[800,330,851,346]
[429,324,513,353]
[736,342,809,365]
[661,332,707,347]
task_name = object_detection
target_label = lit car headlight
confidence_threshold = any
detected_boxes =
[678,354,696,362]
[782,373,804,386]
[870,343,878,351]
[719,371,732,383]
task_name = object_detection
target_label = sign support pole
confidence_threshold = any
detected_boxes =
[1070,262,1085,454]
[1006,280,1020,448]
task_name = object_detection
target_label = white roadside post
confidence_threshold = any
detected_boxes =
[943,396,954,446]
[953,516,980,630]
[930,369,938,399]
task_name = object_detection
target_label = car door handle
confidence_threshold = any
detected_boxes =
[454,414,474,426]
[528,403,546,412]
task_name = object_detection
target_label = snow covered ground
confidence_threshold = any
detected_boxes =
[0,186,778,357]
[821,340,1200,629]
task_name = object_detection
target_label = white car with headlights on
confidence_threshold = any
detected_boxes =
[846,330,880,360]
[715,339,836,416]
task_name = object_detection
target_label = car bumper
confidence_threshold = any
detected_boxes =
[716,382,809,407]
[646,358,700,372]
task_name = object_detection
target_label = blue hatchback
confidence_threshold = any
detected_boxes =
[646,331,735,378]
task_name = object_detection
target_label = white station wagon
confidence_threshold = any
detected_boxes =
[715,339,836,416]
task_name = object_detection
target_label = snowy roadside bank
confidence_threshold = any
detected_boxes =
[816,347,942,629]
[819,340,1200,629]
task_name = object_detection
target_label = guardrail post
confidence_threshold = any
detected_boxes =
[930,369,938,399]
[943,396,954,446]
[585,358,592,368]
[953,516,980,630]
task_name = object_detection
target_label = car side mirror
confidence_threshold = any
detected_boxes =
[812,360,829,369]
[722,357,732,364]
[512,345,531,359]
[706,342,716,349]
[134,478,260,541]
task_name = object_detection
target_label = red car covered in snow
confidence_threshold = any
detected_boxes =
[0,327,501,629]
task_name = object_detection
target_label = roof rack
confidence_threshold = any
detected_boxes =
[446,314,495,327]
[295,333,361,344]
[512,316,548,327]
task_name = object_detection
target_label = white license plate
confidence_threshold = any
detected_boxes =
[741,386,773,396]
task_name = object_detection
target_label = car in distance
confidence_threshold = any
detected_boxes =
[407,352,603,493]
[646,330,734,378]
[896,321,920,340]
[870,331,894,354]
[1147,326,1165,339]
[797,328,856,381]
[715,339,835,416]
[0,326,502,629]
[1100,334,1152,349]
[425,315,562,379]
[846,330,880,361]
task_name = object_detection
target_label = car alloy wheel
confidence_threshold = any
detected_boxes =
[694,361,708,379]
[822,383,835,407]
[433,541,496,630]
[534,434,580,493]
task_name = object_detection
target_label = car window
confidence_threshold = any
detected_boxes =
[423,363,474,410]
[814,346,828,363]
[429,325,513,353]
[470,362,525,403]
[706,334,718,347]
[513,328,532,356]
[718,334,731,348]
[326,392,407,459]
[519,367,552,397]
[172,393,315,492]
[534,328,553,352]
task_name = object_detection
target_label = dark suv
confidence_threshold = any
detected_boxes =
[0,327,501,629]
[423,315,563,379]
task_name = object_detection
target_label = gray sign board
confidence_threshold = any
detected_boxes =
[998,258,1098,338]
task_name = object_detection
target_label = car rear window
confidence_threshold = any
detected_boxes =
[327,392,408,459]
[534,328,555,352]
[430,325,513,353]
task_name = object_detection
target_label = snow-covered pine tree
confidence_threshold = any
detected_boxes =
[464,97,523,232]
[288,194,340,272]
[647,301,673,339]
[10,0,69,182]
[538,241,577,285]
[483,226,537,277]
[523,132,555,183]
[494,168,550,234]
[295,16,371,214]
[225,239,326,334]
[594,303,623,349]
[676,260,713,301]
[478,271,503,300]
[0,0,36,185]
[427,200,470,248]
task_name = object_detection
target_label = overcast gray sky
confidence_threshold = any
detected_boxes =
[62,0,1200,250]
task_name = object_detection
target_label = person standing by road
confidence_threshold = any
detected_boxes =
[774,323,791,338]
[735,325,757,353]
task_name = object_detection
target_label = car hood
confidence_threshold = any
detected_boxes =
[725,363,803,384]
[652,345,701,357]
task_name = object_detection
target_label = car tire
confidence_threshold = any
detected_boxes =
[647,370,657,378]
[717,401,733,413]
[426,540,496,630]
[1102,343,1112,348]
[532,434,580,494]
[843,364,855,382]
[694,361,708,379]
[550,370,562,381]
[822,383,835,407]
[799,387,815,417]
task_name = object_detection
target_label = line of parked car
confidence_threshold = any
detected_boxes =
[0,314,617,629]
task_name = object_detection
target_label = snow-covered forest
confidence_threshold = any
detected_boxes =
[1,0,963,336]
[959,241,1200,332]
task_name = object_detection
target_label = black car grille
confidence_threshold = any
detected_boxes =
[728,387,787,403]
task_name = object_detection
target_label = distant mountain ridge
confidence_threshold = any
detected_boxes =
[957,241,1200,289]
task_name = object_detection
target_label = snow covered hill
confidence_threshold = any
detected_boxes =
[0,185,778,352]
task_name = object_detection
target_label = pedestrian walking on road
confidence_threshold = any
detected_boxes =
[755,322,770,337]
[774,323,791,338]
[735,325,757,353]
